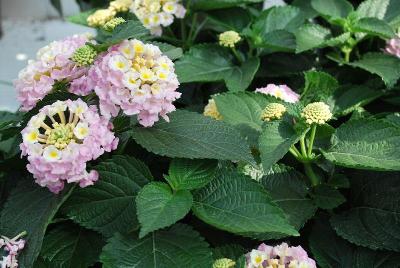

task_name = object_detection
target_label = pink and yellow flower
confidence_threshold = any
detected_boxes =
[255,84,300,103]
[385,34,400,58]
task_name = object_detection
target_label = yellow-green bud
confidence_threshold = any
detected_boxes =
[103,17,126,31]
[71,45,98,67]
[204,99,223,120]
[301,102,332,125]
[213,258,236,268]
[261,103,286,121]
[219,31,241,48]
[87,8,116,27]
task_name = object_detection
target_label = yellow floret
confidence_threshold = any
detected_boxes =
[213,258,236,268]
[261,103,286,121]
[301,102,332,125]
[87,9,116,27]
[203,99,222,120]
[219,31,241,48]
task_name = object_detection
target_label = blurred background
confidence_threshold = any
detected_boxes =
[0,0,94,112]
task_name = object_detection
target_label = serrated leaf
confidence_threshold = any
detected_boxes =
[312,184,346,209]
[349,53,400,87]
[295,24,331,53]
[100,224,213,267]
[323,119,400,170]
[226,57,260,92]
[62,156,152,237]
[356,0,389,19]
[40,224,104,268]
[0,179,72,267]
[166,159,218,191]
[260,164,316,238]
[136,182,192,238]
[302,71,339,103]
[311,0,353,19]
[106,20,150,43]
[384,0,400,28]
[258,30,297,53]
[131,110,254,164]
[259,120,304,171]
[351,17,395,39]
[151,42,183,60]
[330,171,400,252]
[192,170,298,238]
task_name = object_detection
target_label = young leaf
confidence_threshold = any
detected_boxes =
[260,164,316,237]
[295,24,331,53]
[192,170,298,238]
[302,71,339,103]
[351,17,395,39]
[259,120,305,171]
[330,171,400,252]
[136,182,193,238]
[323,119,400,170]
[312,184,346,209]
[166,159,218,191]
[355,0,389,19]
[131,110,255,164]
[100,224,213,267]
[0,179,73,267]
[311,0,354,20]
[62,156,152,237]
[349,53,400,87]
[40,224,104,268]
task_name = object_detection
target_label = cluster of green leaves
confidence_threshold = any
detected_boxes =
[2,0,400,267]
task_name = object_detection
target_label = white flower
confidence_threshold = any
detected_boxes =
[122,71,141,90]
[43,145,62,161]
[73,122,90,139]
[109,55,132,72]
[250,250,267,267]
[118,41,136,59]
[23,129,40,144]
[163,2,177,13]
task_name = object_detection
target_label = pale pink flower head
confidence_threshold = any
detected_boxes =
[385,34,400,58]
[87,39,181,127]
[246,242,316,268]
[255,84,300,103]
[20,99,118,193]
[0,232,26,268]
[14,34,95,111]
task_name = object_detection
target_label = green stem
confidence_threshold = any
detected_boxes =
[300,135,307,158]
[231,47,243,64]
[180,19,187,42]
[289,147,300,158]
[344,49,351,63]
[187,13,198,45]
[304,163,319,186]
[307,124,317,157]
[291,145,302,158]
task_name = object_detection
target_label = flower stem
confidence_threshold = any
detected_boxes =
[307,124,317,157]
[300,135,307,158]
[231,47,243,64]
[304,162,319,186]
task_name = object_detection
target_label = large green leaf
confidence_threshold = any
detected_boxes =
[301,71,339,104]
[192,170,298,238]
[136,182,192,238]
[131,110,254,164]
[165,159,218,191]
[40,224,104,268]
[225,57,260,92]
[151,42,183,61]
[100,224,213,267]
[206,7,252,32]
[106,20,150,43]
[384,0,400,28]
[312,184,346,209]
[0,179,72,268]
[259,120,305,171]
[311,0,353,19]
[330,171,400,252]
[323,119,400,170]
[355,0,389,19]
[351,17,395,39]
[349,53,400,87]
[295,24,331,53]
[310,219,400,268]
[191,0,263,10]
[62,156,152,236]
[260,164,316,238]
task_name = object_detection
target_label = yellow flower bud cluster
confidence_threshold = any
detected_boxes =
[261,103,286,121]
[87,0,132,27]
[203,99,223,120]
[212,258,236,268]
[103,17,126,31]
[301,102,332,125]
[219,31,241,48]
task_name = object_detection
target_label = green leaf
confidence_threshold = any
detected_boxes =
[66,9,95,26]
[351,17,395,39]
[254,6,304,34]
[40,224,104,268]
[311,0,354,19]
[312,184,346,209]
[106,20,150,43]
[258,30,297,53]
[214,92,284,131]
[62,156,152,237]
[356,0,389,19]
[206,7,252,32]
[302,71,339,103]
[151,42,183,61]
[292,0,318,19]
[330,171,400,252]
[0,179,72,267]
[166,159,218,191]
[349,53,400,87]
[384,0,400,28]
[136,182,193,238]
[192,170,298,238]
[131,110,254,164]
[260,164,316,237]
[191,0,263,10]
[225,57,260,92]
[100,224,213,267]
[295,24,331,53]
[323,118,400,170]
[213,244,245,260]
[310,218,400,268]
[259,120,304,171]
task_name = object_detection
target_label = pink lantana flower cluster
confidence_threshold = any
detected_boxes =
[385,34,400,58]
[20,99,118,193]
[246,242,316,268]
[256,84,300,103]
[14,34,94,111]
[87,39,181,127]
[0,232,26,268]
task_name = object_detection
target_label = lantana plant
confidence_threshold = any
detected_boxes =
[1,0,400,267]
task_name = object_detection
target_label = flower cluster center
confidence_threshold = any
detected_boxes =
[45,123,75,149]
